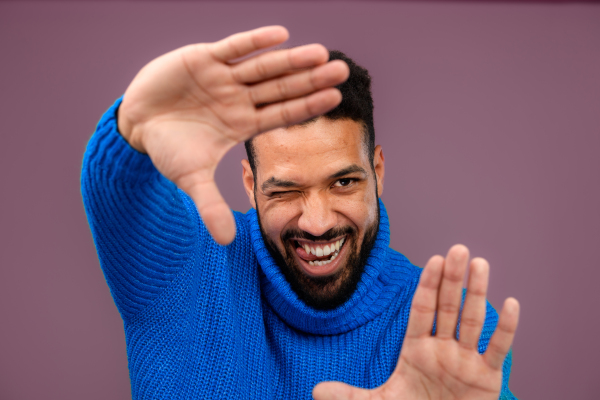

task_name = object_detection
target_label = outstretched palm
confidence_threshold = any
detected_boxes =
[118,26,349,244]
[313,245,520,400]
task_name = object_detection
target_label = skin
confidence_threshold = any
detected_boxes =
[312,248,520,400]
[118,26,350,245]
[117,25,520,399]
[241,118,384,296]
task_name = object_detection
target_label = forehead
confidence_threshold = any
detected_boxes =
[252,118,369,181]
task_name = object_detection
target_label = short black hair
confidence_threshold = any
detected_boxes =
[244,49,374,175]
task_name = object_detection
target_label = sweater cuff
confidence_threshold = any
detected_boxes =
[84,97,158,184]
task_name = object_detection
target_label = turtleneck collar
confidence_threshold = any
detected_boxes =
[246,199,404,335]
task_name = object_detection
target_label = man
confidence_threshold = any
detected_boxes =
[82,26,519,399]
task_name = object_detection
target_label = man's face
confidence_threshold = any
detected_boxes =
[242,118,385,310]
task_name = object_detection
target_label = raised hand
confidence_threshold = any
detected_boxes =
[313,245,520,400]
[117,26,349,244]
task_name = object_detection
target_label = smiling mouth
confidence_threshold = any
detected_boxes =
[293,237,347,266]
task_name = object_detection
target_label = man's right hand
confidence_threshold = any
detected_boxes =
[117,26,349,245]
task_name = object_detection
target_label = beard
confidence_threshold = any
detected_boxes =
[256,202,380,310]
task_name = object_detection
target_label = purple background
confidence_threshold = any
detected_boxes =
[1,1,599,399]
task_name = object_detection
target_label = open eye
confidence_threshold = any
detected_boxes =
[333,178,355,188]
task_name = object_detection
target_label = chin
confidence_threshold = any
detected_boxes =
[256,204,380,310]
[266,228,379,310]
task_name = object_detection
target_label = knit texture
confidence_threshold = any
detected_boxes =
[81,98,517,399]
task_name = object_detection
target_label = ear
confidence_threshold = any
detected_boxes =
[241,159,257,209]
[373,145,385,197]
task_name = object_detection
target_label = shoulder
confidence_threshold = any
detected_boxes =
[478,298,501,353]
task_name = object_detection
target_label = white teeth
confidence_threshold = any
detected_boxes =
[307,250,343,267]
[300,238,346,268]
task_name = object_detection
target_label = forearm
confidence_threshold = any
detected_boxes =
[81,98,198,322]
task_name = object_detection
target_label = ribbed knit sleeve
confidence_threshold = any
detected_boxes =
[81,98,198,323]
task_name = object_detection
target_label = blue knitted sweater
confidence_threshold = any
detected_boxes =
[81,99,516,399]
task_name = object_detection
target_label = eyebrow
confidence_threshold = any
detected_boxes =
[260,164,368,193]
[261,177,299,193]
[327,164,368,180]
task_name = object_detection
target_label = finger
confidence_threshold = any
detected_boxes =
[312,381,371,400]
[209,26,289,62]
[255,87,342,133]
[405,255,444,339]
[178,172,236,245]
[435,244,470,339]
[249,60,349,106]
[458,258,489,350]
[483,298,520,370]
[231,44,329,84]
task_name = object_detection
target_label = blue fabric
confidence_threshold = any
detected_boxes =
[81,98,517,399]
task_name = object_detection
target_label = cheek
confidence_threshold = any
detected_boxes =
[261,201,302,241]
[340,188,379,232]
[346,203,377,232]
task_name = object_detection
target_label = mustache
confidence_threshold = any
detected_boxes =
[281,225,356,243]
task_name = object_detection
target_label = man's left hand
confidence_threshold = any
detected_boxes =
[313,244,520,400]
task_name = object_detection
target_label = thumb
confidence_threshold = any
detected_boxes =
[313,381,370,400]
[184,175,236,245]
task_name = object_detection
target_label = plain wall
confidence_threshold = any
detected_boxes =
[1,1,599,399]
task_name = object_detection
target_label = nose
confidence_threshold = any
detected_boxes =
[297,192,337,238]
